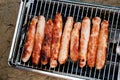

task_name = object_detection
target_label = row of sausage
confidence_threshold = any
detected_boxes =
[22,13,109,70]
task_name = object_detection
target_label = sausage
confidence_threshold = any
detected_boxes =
[79,17,90,68]
[32,16,45,65]
[58,17,74,64]
[96,20,108,69]
[87,17,101,68]
[41,19,53,65]
[50,13,63,68]
[70,22,81,62]
[22,17,38,62]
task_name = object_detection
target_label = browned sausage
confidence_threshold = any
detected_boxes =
[70,22,81,62]
[79,17,90,68]
[41,19,53,65]
[32,16,45,65]
[58,17,74,64]
[22,17,38,62]
[96,20,108,69]
[87,17,101,68]
[50,13,63,68]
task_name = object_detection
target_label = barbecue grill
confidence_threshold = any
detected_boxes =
[8,0,120,80]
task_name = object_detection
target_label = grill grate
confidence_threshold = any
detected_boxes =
[9,0,120,80]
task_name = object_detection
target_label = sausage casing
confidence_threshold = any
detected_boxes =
[58,17,74,64]
[70,22,81,62]
[96,20,108,69]
[87,17,101,68]
[79,17,90,68]
[41,19,53,65]
[50,13,63,68]
[32,16,45,65]
[22,17,38,62]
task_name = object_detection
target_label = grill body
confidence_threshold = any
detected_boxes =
[8,0,120,80]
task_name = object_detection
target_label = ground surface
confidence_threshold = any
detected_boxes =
[0,0,120,80]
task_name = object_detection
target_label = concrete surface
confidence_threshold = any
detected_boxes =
[0,0,120,80]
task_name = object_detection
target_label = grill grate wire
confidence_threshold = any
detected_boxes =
[10,0,120,80]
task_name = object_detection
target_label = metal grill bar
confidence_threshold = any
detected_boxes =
[9,0,120,80]
[50,1,55,19]
[107,10,116,80]
[103,9,107,19]
[76,6,80,21]
[56,1,59,14]
[80,6,84,20]
[46,1,51,19]
[42,0,47,15]
[38,0,43,15]
[112,10,120,80]
[34,0,39,16]
[95,7,98,17]
[85,7,89,17]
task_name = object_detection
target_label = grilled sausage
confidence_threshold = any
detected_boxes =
[70,22,81,62]
[50,13,63,68]
[87,17,101,68]
[96,20,108,69]
[41,19,53,65]
[79,17,90,68]
[22,17,38,62]
[58,17,74,64]
[32,16,45,65]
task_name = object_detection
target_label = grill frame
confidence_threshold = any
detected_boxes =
[8,0,120,80]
